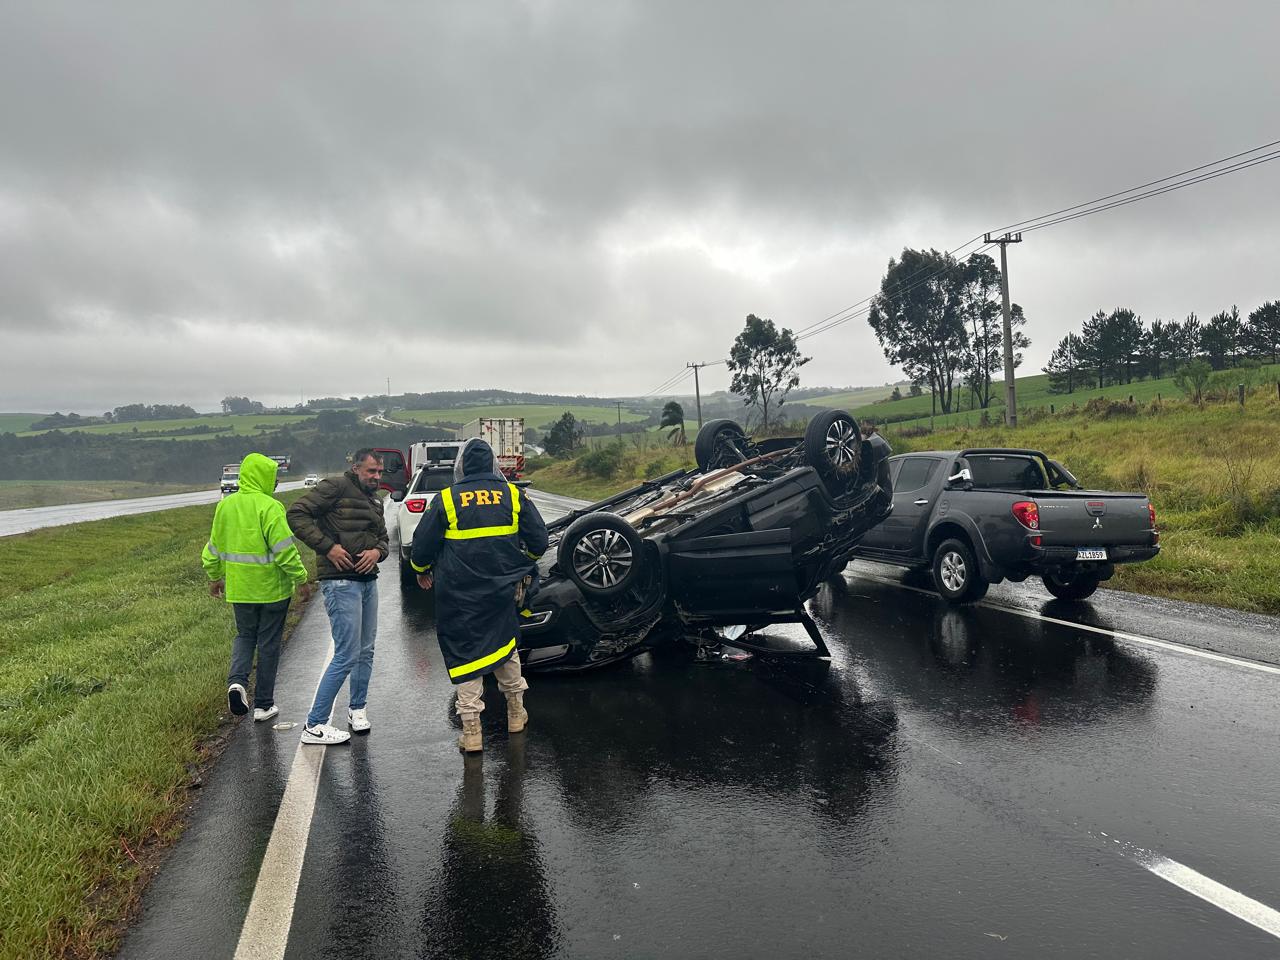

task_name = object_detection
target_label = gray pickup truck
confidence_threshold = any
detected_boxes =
[852,447,1159,603]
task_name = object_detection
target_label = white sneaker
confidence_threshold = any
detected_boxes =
[254,705,279,723]
[348,708,371,734]
[300,723,351,745]
[227,684,249,716]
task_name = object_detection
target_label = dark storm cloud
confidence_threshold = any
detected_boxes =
[1,1,1277,410]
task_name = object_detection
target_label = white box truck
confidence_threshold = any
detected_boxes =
[457,418,525,481]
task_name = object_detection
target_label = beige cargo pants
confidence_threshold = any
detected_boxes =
[455,655,528,716]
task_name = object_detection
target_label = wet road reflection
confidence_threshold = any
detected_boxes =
[123,536,1280,960]
[417,744,561,959]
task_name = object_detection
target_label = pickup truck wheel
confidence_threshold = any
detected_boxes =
[558,512,646,598]
[932,538,989,604]
[1042,570,1101,601]
[694,419,748,472]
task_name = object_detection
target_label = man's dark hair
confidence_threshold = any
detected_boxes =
[352,448,384,465]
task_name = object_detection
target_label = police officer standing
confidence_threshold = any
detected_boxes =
[410,438,548,753]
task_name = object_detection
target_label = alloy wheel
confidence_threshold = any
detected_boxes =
[940,551,967,593]
[824,418,859,470]
[572,528,634,589]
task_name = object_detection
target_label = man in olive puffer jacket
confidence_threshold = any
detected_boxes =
[287,449,389,745]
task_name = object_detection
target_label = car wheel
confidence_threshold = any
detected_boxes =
[932,538,989,604]
[1042,569,1101,601]
[693,419,748,472]
[558,512,646,598]
[803,409,862,481]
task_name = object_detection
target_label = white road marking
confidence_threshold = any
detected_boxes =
[851,571,1280,678]
[232,636,334,960]
[1143,855,1280,940]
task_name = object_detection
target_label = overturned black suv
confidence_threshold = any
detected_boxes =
[517,410,894,670]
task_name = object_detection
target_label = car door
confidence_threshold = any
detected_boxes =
[860,455,943,560]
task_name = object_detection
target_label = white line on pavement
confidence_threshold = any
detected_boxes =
[1143,855,1280,940]
[851,571,1280,678]
[232,637,333,960]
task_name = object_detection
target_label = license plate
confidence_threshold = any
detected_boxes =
[1076,548,1107,561]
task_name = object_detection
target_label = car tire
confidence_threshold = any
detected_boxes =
[693,419,748,472]
[399,551,418,590]
[558,512,645,598]
[1042,569,1101,601]
[804,409,862,479]
[932,538,989,604]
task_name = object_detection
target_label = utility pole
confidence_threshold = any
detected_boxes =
[686,362,708,427]
[385,377,391,416]
[985,232,1023,426]
[614,401,623,443]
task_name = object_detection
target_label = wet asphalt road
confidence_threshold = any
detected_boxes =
[0,481,307,537]
[117,492,1280,959]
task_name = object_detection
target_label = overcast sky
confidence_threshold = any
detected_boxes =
[2,1,1277,413]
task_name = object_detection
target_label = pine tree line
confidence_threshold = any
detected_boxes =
[1043,301,1280,393]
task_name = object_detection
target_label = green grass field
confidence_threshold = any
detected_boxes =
[825,366,1280,431]
[0,495,315,960]
[18,413,317,438]
[804,383,909,409]
[529,389,1280,614]
[398,403,649,431]
[0,413,44,434]
[0,481,210,511]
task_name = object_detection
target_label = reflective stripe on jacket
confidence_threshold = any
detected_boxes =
[410,439,549,683]
[202,452,308,603]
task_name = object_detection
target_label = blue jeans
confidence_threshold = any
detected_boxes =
[306,578,378,727]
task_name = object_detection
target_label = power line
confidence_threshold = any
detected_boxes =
[793,134,1280,346]
[990,137,1280,235]
[1017,149,1280,234]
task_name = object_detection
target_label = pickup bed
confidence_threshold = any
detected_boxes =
[852,447,1159,603]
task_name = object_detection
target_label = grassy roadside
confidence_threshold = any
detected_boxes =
[0,481,210,512]
[526,395,1280,614]
[0,493,315,960]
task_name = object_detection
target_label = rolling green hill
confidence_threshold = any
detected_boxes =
[398,403,649,431]
[0,413,44,434]
[18,413,316,438]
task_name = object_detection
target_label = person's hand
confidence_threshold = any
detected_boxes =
[353,549,381,574]
[296,582,314,602]
[327,544,355,571]
[416,572,434,590]
[209,580,225,599]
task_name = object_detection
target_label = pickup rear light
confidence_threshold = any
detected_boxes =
[1149,503,1159,543]
[1011,500,1040,530]
[404,498,427,513]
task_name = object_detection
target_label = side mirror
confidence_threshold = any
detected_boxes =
[390,490,406,502]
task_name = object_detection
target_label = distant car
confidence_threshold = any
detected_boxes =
[220,470,239,495]
[393,466,455,587]
[303,474,320,487]
[515,411,894,671]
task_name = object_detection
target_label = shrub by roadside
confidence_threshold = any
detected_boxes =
[0,494,315,960]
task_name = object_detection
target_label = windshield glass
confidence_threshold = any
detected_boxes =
[966,455,1047,490]
[412,470,453,493]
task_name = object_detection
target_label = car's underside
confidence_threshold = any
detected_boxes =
[518,411,893,671]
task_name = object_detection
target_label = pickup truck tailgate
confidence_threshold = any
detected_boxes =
[1035,493,1151,546]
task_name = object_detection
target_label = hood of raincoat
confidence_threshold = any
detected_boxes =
[238,452,279,495]
[454,438,500,481]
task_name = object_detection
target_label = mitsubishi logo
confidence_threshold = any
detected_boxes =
[1092,516,1103,530]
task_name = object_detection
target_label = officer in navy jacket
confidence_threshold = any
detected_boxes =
[411,438,548,752]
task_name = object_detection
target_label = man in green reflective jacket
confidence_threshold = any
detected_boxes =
[202,452,311,723]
